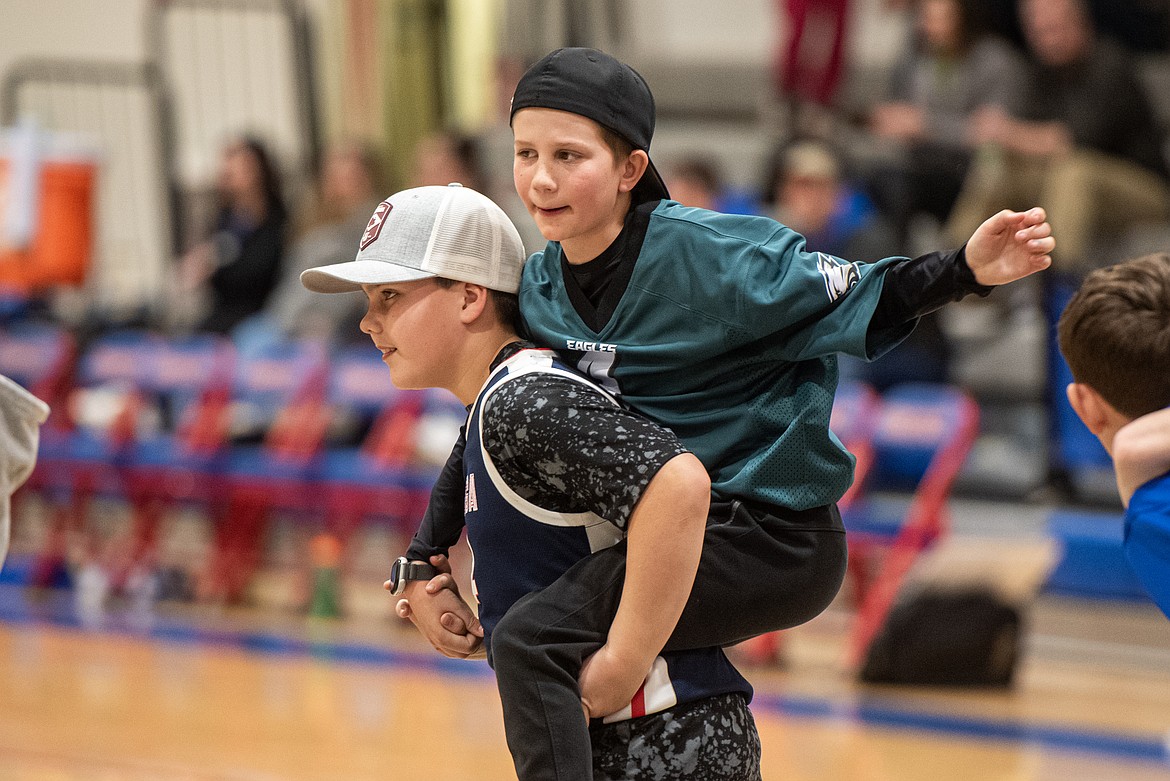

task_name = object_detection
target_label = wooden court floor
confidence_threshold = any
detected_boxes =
[2,584,1169,781]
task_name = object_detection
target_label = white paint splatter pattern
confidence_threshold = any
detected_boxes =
[590,693,762,780]
[481,373,689,529]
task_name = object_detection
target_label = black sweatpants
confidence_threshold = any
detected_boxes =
[488,499,847,781]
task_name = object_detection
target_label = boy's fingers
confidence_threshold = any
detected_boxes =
[430,554,453,574]
[440,611,469,634]
[426,573,456,593]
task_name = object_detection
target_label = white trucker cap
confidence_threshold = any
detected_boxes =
[300,183,526,295]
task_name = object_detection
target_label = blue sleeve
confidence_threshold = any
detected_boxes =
[1124,472,1170,620]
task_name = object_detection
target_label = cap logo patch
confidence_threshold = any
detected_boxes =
[359,201,393,250]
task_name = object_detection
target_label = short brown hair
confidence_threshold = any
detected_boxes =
[434,277,521,331]
[598,124,635,166]
[1057,254,1170,419]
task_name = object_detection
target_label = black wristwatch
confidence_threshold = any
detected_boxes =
[388,556,440,595]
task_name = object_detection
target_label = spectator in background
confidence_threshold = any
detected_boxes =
[763,138,898,263]
[981,0,1170,55]
[765,138,949,389]
[179,136,288,334]
[664,156,722,211]
[409,130,487,193]
[235,140,384,351]
[775,0,852,109]
[865,0,1026,247]
[663,155,761,216]
[946,0,1170,276]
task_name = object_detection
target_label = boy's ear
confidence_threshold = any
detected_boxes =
[458,283,490,323]
[1066,382,1109,436]
[617,149,650,194]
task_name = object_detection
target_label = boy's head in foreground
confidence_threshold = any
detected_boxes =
[1057,253,1170,452]
[509,47,670,261]
[300,184,525,403]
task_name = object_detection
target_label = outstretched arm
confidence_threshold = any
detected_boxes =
[1112,408,1170,506]
[964,207,1054,286]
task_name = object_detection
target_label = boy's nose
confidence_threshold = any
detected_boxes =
[531,162,555,191]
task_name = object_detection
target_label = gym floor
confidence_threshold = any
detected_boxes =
[2,572,1168,781]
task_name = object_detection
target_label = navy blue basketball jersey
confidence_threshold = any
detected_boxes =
[464,347,752,722]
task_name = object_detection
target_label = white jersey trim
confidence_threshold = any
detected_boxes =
[472,349,623,546]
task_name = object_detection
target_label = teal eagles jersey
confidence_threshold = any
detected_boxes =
[519,201,913,511]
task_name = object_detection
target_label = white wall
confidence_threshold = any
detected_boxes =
[0,0,150,79]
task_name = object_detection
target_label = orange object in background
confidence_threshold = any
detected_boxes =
[0,155,97,294]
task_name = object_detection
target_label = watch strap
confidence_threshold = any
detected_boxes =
[400,561,440,583]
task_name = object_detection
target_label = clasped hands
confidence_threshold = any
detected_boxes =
[389,555,652,719]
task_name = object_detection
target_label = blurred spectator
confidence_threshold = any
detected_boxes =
[945,0,1170,276]
[408,130,487,193]
[763,138,898,262]
[765,138,949,389]
[864,0,1026,246]
[982,0,1170,54]
[234,140,384,352]
[179,136,289,334]
[663,155,761,215]
[775,0,852,108]
[664,156,722,211]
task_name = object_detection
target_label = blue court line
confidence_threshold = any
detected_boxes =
[3,587,1168,768]
[752,692,1170,765]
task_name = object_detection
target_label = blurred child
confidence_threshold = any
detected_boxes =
[1058,253,1170,618]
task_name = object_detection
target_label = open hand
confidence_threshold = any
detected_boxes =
[965,207,1054,286]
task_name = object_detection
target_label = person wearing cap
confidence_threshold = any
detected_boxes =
[395,46,1056,777]
[301,183,764,780]
[0,374,50,572]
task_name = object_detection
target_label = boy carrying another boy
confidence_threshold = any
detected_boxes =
[400,47,1055,780]
[1058,253,1170,619]
[302,183,763,779]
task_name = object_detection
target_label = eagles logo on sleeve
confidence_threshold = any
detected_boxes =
[815,252,860,303]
